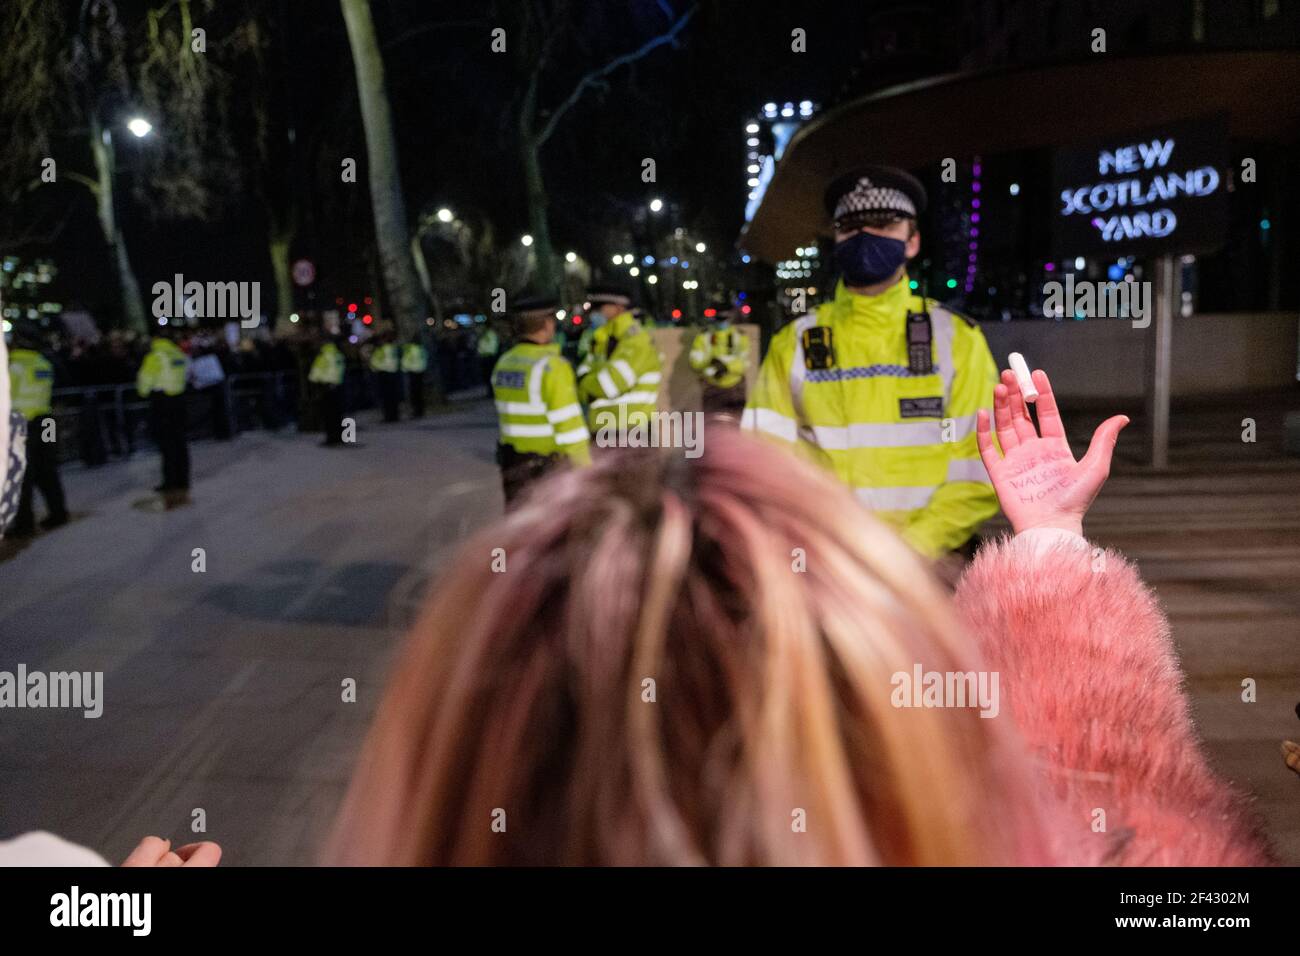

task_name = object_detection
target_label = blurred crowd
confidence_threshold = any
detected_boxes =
[31,327,297,390]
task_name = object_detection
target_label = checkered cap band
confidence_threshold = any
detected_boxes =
[832,177,916,223]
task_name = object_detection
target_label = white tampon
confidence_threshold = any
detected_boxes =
[1008,352,1038,402]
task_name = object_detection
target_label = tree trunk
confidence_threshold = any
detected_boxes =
[339,0,427,343]
[518,74,557,297]
[268,229,294,331]
[520,133,558,297]
[90,118,147,334]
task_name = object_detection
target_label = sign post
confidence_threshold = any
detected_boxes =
[1149,256,1175,469]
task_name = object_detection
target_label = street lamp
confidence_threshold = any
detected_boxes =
[565,251,577,263]
[695,242,706,253]
[649,198,664,213]
[436,207,454,223]
[126,117,153,138]
[521,234,534,247]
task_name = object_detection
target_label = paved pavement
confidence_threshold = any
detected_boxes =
[1,395,1296,865]
[0,403,504,865]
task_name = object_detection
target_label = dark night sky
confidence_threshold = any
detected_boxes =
[33,0,878,314]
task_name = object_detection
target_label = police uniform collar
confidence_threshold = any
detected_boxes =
[832,276,914,315]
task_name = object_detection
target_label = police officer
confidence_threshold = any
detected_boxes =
[136,327,192,506]
[689,301,750,417]
[743,165,999,557]
[308,335,347,446]
[577,285,662,435]
[492,295,590,506]
[400,337,428,418]
[368,327,402,422]
[8,330,68,535]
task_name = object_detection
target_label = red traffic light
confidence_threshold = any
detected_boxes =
[348,303,358,313]
[671,309,682,319]
[573,315,583,325]
[362,314,373,325]
[703,308,717,318]
[741,304,752,314]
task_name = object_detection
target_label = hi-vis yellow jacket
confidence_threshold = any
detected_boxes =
[742,278,999,556]
[136,338,189,397]
[9,349,55,420]
[309,343,345,386]
[493,341,590,465]
[401,342,428,373]
[369,342,400,373]
[689,324,749,389]
[576,311,662,429]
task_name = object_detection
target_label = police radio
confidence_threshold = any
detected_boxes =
[906,311,933,375]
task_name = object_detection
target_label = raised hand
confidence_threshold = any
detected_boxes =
[976,368,1128,537]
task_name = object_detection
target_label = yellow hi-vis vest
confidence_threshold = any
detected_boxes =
[401,342,428,373]
[309,343,345,385]
[476,327,500,357]
[136,338,189,397]
[689,324,749,389]
[576,311,662,430]
[742,278,999,557]
[369,342,400,373]
[493,341,590,465]
[9,349,54,420]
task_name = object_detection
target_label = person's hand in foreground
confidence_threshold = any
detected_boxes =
[976,368,1129,537]
[121,836,222,867]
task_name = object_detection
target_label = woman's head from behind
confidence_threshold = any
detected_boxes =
[329,429,1049,865]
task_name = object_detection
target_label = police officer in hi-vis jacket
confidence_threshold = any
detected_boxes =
[492,295,590,507]
[743,165,999,558]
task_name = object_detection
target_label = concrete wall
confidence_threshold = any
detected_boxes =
[981,312,1299,401]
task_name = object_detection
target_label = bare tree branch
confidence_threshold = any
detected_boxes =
[535,3,695,147]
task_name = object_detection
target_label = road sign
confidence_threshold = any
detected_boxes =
[292,258,316,287]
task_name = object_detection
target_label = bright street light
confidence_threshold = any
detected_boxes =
[612,254,623,265]
[436,208,454,223]
[649,198,664,213]
[695,242,706,253]
[565,251,577,263]
[647,274,658,285]
[126,117,153,138]
[520,234,534,247]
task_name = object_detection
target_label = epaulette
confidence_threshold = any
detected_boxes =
[927,298,978,328]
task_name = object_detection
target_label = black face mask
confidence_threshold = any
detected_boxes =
[833,230,908,286]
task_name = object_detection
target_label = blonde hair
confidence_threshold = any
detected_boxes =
[327,430,1053,865]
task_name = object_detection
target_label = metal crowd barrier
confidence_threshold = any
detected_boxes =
[47,371,310,466]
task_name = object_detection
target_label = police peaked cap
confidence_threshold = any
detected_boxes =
[824,165,927,225]
[512,294,560,315]
[586,284,632,307]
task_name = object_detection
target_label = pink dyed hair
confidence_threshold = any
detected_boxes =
[327,429,1056,865]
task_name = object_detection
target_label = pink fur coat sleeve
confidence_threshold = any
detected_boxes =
[954,533,1273,866]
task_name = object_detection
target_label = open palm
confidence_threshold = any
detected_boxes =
[976,368,1129,536]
